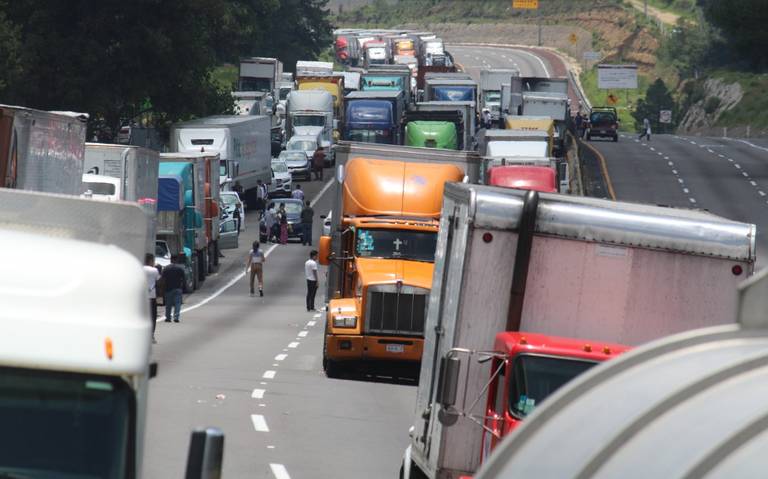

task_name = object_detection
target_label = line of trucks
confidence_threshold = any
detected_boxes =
[319,29,758,479]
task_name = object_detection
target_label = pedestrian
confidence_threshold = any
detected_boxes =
[305,250,319,312]
[143,253,160,344]
[482,108,492,129]
[233,204,242,233]
[639,117,651,141]
[300,200,314,246]
[291,184,305,201]
[278,202,289,245]
[264,204,277,242]
[161,254,186,323]
[233,181,244,198]
[312,147,325,181]
[246,240,266,297]
[574,113,583,138]
[255,179,268,216]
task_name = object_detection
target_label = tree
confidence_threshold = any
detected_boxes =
[0,0,21,96]
[699,0,768,68]
[633,78,677,133]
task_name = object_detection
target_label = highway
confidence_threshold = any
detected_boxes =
[142,174,416,478]
[450,45,767,264]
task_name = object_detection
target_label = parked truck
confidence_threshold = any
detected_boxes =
[425,78,478,104]
[171,115,271,197]
[318,142,481,377]
[480,69,520,125]
[83,143,160,255]
[521,92,570,155]
[404,102,476,151]
[296,74,345,136]
[158,161,205,291]
[161,152,221,275]
[405,121,458,150]
[476,268,768,479]
[403,184,756,479]
[286,90,335,164]
[295,60,334,77]
[503,116,557,157]
[0,188,224,478]
[238,57,283,94]
[365,64,414,104]
[343,91,405,145]
[0,105,87,194]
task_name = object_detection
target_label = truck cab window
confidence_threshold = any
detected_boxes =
[493,359,506,418]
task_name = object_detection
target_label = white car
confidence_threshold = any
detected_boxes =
[269,158,293,197]
[322,211,332,236]
[219,191,246,231]
[286,134,319,160]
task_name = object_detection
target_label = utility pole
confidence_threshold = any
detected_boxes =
[644,0,648,18]
[538,10,542,46]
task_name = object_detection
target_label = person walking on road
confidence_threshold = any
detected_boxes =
[265,205,277,243]
[305,250,319,312]
[312,147,325,181]
[482,108,492,129]
[278,203,289,245]
[300,200,314,246]
[291,184,305,201]
[143,253,160,343]
[574,113,583,139]
[161,255,186,323]
[255,179,268,217]
[639,117,651,141]
[246,241,266,297]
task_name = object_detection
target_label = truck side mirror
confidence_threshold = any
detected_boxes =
[184,427,224,479]
[319,236,332,266]
[437,355,460,408]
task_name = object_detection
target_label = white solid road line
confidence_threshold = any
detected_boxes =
[733,139,768,153]
[263,370,276,379]
[270,464,292,479]
[251,388,265,399]
[251,414,270,432]
[288,342,299,348]
[158,178,335,321]
[514,49,551,77]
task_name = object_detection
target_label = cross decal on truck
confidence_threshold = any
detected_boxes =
[393,238,403,251]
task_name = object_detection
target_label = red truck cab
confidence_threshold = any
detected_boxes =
[487,165,557,193]
[480,332,631,464]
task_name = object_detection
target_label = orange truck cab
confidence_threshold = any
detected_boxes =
[320,156,465,377]
[487,165,557,193]
[479,332,631,465]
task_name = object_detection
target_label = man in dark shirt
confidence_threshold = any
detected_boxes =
[312,147,325,180]
[161,255,186,323]
[300,201,314,246]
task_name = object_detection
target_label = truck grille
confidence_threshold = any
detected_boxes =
[365,285,429,336]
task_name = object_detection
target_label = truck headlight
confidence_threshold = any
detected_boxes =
[333,316,357,328]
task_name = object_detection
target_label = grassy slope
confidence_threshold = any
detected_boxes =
[712,71,768,128]
[581,69,651,131]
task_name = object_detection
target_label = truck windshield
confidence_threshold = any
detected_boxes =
[484,91,501,103]
[509,355,596,418]
[219,160,228,178]
[355,228,437,262]
[433,86,475,102]
[239,78,271,92]
[346,129,393,144]
[0,367,133,478]
[293,116,326,127]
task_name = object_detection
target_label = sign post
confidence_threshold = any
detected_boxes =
[512,0,541,45]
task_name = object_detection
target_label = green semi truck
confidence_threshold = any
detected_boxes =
[405,120,458,150]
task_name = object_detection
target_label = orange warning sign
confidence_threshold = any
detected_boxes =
[513,0,539,9]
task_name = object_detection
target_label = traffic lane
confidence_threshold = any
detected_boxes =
[143,179,336,477]
[589,134,693,207]
[449,45,550,78]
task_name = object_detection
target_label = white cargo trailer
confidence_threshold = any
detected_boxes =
[171,115,271,195]
[405,183,756,479]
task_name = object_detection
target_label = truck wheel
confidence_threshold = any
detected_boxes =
[323,355,343,379]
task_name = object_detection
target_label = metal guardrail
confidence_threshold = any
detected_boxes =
[568,69,591,113]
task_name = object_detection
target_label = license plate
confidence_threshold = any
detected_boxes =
[600,130,608,134]
[386,344,405,353]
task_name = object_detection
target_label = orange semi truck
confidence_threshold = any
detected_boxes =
[319,142,480,377]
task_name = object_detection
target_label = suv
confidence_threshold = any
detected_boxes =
[586,107,619,142]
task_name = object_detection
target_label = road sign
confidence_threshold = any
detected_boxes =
[512,0,539,9]
[659,110,673,124]
[583,51,601,61]
[607,94,619,105]
[597,64,638,89]
[569,33,578,45]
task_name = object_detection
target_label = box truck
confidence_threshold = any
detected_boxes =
[238,57,283,94]
[480,69,520,124]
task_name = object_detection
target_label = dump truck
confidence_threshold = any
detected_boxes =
[405,121,458,150]
[171,115,271,197]
[83,143,160,255]
[343,91,405,145]
[476,268,768,479]
[403,184,756,479]
[318,142,481,377]
[161,152,221,275]
[0,105,87,194]
[0,187,224,478]
[404,102,476,151]
[480,69,520,125]
[238,57,283,94]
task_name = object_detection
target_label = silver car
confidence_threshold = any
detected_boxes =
[279,150,312,181]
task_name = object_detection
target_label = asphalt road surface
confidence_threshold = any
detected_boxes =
[142,173,416,478]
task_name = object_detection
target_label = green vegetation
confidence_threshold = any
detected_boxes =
[212,64,239,92]
[645,0,700,22]
[632,78,677,133]
[580,68,650,131]
[708,72,768,128]
[700,0,768,68]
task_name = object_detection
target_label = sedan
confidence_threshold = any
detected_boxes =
[278,150,312,181]
[219,191,245,231]
[260,199,306,243]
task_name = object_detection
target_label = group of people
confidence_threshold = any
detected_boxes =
[142,253,189,343]
[245,241,320,311]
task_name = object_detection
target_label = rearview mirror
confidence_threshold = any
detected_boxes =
[184,427,224,479]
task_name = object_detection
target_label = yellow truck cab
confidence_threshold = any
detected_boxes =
[319,143,481,377]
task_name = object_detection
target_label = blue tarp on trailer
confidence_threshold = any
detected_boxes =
[158,174,183,211]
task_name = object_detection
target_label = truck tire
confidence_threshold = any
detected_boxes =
[400,461,428,479]
[323,356,343,379]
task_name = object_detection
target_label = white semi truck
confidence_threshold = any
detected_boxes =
[171,115,272,197]
[0,104,88,194]
[480,69,520,125]
[0,188,224,478]
[286,90,335,163]
[403,184,756,479]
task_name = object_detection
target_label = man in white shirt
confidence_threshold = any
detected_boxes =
[291,184,305,201]
[256,179,268,215]
[143,253,160,344]
[305,250,319,312]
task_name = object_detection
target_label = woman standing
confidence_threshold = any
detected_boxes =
[246,241,266,297]
[278,203,289,245]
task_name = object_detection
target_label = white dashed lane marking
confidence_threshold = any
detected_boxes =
[298,331,308,338]
[251,414,270,432]
[288,342,300,348]
[252,389,265,399]
[270,464,292,479]
[275,354,287,361]
[263,370,276,379]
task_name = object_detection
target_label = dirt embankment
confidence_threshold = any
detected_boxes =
[398,6,659,72]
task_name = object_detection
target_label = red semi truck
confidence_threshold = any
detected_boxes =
[486,165,557,193]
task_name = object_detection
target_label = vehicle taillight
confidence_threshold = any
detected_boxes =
[733,265,744,276]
